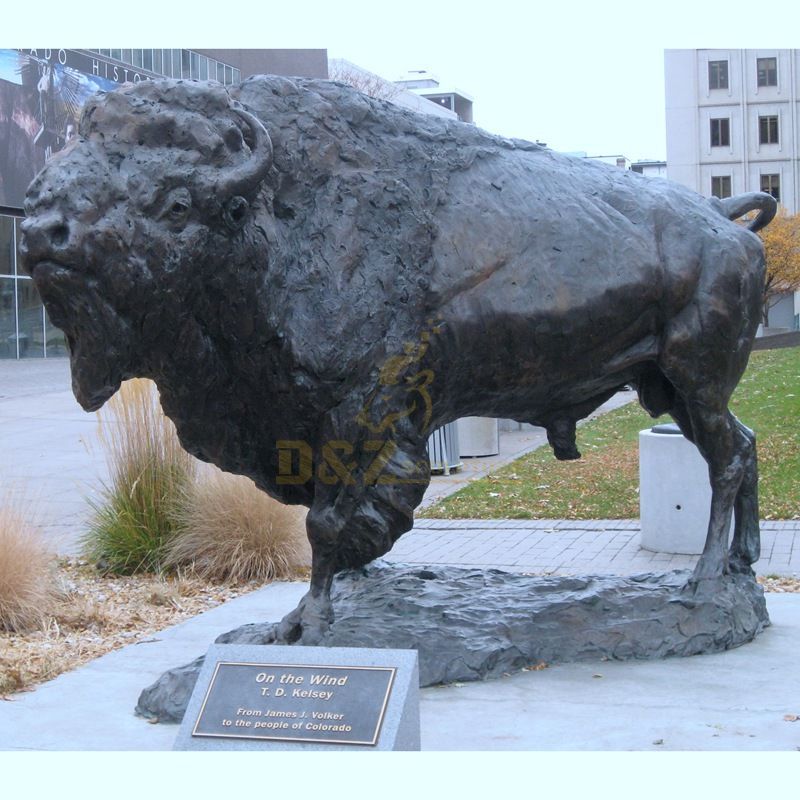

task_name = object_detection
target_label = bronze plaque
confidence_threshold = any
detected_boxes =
[192,661,396,746]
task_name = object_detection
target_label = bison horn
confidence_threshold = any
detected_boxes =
[215,107,273,198]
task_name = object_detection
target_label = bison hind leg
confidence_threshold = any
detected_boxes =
[729,417,760,574]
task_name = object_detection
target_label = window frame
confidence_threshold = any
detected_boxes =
[758,115,779,145]
[708,60,729,90]
[710,117,731,148]
[760,173,781,202]
[757,57,778,88]
[711,175,732,199]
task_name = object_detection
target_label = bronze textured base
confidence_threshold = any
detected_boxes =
[136,562,769,724]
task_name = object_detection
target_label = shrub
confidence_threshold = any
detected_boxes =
[0,498,55,632]
[164,467,310,583]
[83,379,196,575]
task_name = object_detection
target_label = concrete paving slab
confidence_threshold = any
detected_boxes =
[421,594,800,751]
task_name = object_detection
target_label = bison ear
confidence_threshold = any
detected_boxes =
[223,195,249,230]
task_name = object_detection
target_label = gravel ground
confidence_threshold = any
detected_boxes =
[0,558,276,696]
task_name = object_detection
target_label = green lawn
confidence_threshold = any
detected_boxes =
[420,346,800,520]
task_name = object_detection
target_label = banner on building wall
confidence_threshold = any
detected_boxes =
[0,49,154,210]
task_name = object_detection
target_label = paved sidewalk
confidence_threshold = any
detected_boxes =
[0,359,107,555]
[388,519,800,577]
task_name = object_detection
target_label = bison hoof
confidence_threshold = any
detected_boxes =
[275,592,333,646]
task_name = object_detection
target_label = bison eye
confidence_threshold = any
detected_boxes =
[159,188,192,226]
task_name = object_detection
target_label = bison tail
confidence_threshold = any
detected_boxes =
[718,192,778,233]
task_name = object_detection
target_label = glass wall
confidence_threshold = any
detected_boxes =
[0,214,65,359]
[88,49,241,85]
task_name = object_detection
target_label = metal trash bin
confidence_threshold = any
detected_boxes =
[426,422,461,474]
[458,416,500,457]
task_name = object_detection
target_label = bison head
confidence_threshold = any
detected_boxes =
[19,80,273,411]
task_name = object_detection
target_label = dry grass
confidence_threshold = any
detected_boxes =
[165,468,310,583]
[0,500,57,633]
[84,379,197,574]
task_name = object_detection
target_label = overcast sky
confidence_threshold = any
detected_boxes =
[7,0,798,163]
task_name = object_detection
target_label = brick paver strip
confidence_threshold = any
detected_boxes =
[382,519,800,577]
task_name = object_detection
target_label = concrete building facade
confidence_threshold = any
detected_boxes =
[665,49,800,213]
[665,49,800,330]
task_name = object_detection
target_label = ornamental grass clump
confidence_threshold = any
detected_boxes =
[0,499,55,632]
[83,379,196,575]
[164,468,310,583]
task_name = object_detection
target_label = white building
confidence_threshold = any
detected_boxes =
[631,160,668,178]
[665,49,800,330]
[665,49,799,211]
[394,70,474,123]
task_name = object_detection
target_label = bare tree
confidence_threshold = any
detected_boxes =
[328,59,400,102]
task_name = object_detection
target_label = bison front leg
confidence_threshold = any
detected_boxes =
[275,537,337,645]
[276,437,430,645]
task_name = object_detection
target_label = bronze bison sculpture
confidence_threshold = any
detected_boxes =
[20,76,775,643]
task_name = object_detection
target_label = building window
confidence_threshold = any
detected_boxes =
[0,216,55,359]
[759,115,779,145]
[711,176,732,199]
[760,174,780,201]
[710,118,730,147]
[1,215,14,277]
[757,57,777,87]
[708,60,729,90]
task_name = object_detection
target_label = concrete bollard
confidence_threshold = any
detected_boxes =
[638,423,731,555]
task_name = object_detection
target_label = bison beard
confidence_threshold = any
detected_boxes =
[20,76,774,644]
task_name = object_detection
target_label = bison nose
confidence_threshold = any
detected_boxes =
[19,213,72,269]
